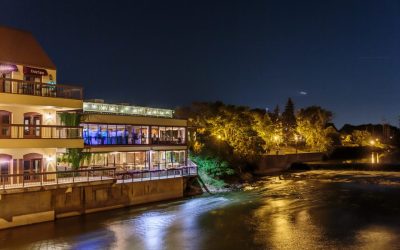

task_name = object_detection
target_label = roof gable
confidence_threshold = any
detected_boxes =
[0,26,56,69]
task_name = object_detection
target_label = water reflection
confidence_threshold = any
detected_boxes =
[2,171,400,249]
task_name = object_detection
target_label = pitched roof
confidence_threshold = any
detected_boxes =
[0,26,56,69]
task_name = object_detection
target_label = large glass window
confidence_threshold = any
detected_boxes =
[82,124,149,146]
[150,126,186,144]
[83,150,186,170]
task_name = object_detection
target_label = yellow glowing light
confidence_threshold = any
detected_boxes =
[46,155,55,162]
[45,112,53,121]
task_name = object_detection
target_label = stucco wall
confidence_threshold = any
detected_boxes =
[0,178,184,230]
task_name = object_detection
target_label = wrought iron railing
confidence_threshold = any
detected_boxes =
[0,124,83,139]
[0,77,83,100]
[0,168,116,190]
[0,166,198,190]
[116,166,198,183]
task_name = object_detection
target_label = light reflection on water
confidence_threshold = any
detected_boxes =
[2,171,400,250]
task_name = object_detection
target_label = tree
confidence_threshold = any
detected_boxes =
[351,130,372,146]
[296,106,333,151]
[269,105,281,123]
[281,98,297,143]
[250,110,276,153]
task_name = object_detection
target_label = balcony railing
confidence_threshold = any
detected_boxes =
[0,77,83,100]
[0,166,198,191]
[0,168,116,190]
[116,166,198,183]
[0,124,83,139]
[84,135,186,146]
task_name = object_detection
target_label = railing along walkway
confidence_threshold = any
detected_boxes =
[0,168,116,191]
[0,166,197,191]
[116,166,198,184]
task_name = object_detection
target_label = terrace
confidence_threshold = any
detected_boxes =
[0,124,82,139]
[0,166,197,192]
[0,77,83,100]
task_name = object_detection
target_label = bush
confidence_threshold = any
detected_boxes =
[190,153,234,188]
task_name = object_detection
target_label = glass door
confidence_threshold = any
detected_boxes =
[0,160,10,184]
[23,159,41,182]
[0,111,11,138]
[24,113,42,138]
[24,74,41,95]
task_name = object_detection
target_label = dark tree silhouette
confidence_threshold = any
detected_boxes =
[282,98,297,142]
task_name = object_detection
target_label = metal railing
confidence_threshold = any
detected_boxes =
[83,136,186,146]
[0,168,116,190]
[116,166,198,183]
[0,124,83,139]
[0,166,197,190]
[0,77,83,100]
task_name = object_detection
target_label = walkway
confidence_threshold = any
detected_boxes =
[0,166,197,191]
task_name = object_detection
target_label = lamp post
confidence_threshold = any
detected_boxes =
[274,135,280,155]
[217,134,222,155]
[370,139,375,163]
[294,134,299,155]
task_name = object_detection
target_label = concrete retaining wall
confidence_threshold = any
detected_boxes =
[0,177,185,230]
[255,153,325,175]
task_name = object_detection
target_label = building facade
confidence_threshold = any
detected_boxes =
[0,26,84,185]
[0,26,190,186]
[78,101,188,171]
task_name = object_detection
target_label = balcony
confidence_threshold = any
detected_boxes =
[84,136,186,146]
[0,78,83,109]
[0,77,82,99]
[0,166,198,192]
[0,124,83,148]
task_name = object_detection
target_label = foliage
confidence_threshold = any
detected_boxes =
[296,106,334,151]
[58,112,91,169]
[181,102,266,162]
[351,130,372,146]
[250,111,276,152]
[58,112,81,126]
[282,98,297,143]
[177,101,336,186]
[190,153,234,177]
[65,148,92,169]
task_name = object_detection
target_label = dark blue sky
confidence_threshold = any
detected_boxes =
[1,0,399,127]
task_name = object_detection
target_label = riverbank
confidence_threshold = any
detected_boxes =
[4,170,400,249]
[291,162,400,171]
[0,176,200,230]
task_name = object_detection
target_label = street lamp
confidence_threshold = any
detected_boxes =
[273,135,280,155]
[369,139,376,164]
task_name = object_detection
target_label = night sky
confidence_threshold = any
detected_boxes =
[1,0,399,127]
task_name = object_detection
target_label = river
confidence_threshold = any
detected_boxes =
[2,170,400,250]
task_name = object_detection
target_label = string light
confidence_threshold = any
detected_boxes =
[83,102,174,118]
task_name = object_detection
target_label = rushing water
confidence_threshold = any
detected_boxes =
[3,170,400,250]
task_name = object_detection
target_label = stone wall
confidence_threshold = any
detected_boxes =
[255,153,325,175]
[0,177,185,230]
